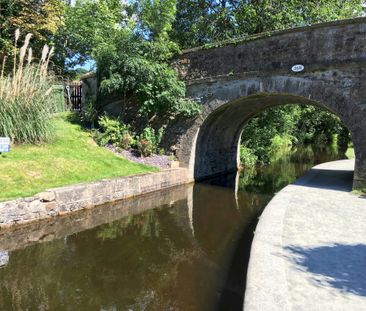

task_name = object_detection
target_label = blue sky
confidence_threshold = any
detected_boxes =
[72,59,96,71]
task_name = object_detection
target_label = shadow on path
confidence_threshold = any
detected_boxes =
[294,169,354,192]
[285,243,366,297]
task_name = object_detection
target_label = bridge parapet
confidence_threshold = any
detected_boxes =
[174,17,366,84]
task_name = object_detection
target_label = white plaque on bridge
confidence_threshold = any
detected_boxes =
[291,64,304,72]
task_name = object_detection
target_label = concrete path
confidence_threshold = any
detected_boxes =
[244,159,366,311]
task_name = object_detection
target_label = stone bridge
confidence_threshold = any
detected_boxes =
[170,17,366,189]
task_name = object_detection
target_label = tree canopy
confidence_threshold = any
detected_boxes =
[0,0,64,60]
[171,0,364,49]
[59,0,199,123]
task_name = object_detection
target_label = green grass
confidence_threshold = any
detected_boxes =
[0,113,157,201]
[352,187,366,197]
[347,148,365,196]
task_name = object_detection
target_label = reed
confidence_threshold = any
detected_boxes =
[0,30,56,144]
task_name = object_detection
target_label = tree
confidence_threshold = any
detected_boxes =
[0,0,65,63]
[234,0,364,35]
[171,0,240,48]
[61,0,199,127]
[58,0,127,68]
[137,0,178,41]
[171,0,364,49]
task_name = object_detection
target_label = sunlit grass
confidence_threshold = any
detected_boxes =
[0,113,157,201]
[352,188,366,197]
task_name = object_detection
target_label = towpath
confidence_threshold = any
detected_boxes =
[245,159,366,311]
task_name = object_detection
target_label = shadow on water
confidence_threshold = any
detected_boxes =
[285,244,366,297]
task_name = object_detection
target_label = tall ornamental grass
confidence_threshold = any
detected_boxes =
[0,30,56,144]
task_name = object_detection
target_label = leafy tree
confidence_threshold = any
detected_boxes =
[241,105,300,163]
[171,0,240,48]
[234,0,363,35]
[172,0,364,49]
[58,0,127,68]
[62,0,199,129]
[137,0,178,41]
[0,0,65,63]
[97,31,199,123]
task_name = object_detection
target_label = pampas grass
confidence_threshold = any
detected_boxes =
[0,30,56,144]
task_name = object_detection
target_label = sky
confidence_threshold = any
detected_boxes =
[72,59,96,71]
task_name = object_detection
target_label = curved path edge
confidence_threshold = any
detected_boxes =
[244,159,366,311]
[244,172,292,311]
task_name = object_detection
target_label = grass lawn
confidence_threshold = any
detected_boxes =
[0,113,157,201]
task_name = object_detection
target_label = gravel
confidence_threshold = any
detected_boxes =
[106,145,172,169]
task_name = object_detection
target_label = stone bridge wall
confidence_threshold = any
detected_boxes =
[174,17,366,83]
[169,17,366,189]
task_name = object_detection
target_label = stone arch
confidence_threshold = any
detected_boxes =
[175,75,366,189]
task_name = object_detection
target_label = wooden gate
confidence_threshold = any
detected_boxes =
[65,82,82,111]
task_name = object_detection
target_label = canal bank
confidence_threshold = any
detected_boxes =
[244,159,366,311]
[0,168,190,229]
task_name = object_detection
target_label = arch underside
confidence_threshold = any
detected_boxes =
[178,75,366,189]
[194,94,329,180]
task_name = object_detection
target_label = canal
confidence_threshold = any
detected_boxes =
[0,145,348,310]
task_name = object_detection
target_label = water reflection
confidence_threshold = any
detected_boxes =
[0,145,347,310]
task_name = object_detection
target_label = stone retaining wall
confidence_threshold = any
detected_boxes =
[0,184,191,252]
[0,168,190,229]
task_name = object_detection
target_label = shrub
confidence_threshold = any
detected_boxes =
[0,31,56,144]
[240,146,258,168]
[98,115,123,145]
[136,138,154,157]
[92,130,109,147]
[121,132,134,149]
[80,98,98,128]
[270,134,293,161]
[136,127,163,157]
[96,115,134,149]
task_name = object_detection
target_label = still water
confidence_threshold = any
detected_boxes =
[0,146,347,311]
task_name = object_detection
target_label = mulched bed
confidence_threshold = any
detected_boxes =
[106,144,172,169]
